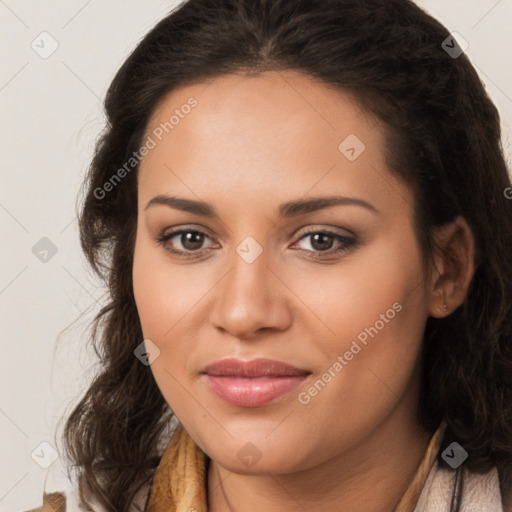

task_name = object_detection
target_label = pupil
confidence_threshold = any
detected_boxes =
[183,232,204,250]
[311,233,333,251]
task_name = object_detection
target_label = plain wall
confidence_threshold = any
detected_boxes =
[1,1,511,510]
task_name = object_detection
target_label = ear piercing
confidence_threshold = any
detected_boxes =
[442,292,448,313]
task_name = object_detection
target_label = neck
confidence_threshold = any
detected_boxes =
[207,404,433,512]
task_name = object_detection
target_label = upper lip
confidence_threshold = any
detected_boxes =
[202,358,311,378]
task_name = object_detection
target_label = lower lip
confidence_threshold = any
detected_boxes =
[204,375,309,407]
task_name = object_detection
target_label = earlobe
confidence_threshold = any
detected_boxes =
[428,216,476,318]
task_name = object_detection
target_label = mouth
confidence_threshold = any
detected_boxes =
[201,358,312,407]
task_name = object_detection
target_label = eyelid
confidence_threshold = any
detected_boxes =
[159,224,214,238]
[293,225,355,239]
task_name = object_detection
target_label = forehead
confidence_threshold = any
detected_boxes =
[138,70,409,218]
[142,70,378,155]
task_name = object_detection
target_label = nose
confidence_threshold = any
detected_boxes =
[209,246,293,341]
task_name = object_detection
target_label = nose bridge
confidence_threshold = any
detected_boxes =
[224,241,273,315]
[224,221,273,296]
[211,235,291,338]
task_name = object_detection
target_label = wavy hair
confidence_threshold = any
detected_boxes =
[61,0,512,510]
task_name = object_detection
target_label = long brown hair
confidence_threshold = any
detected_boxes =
[61,0,512,510]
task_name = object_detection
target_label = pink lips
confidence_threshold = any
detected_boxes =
[202,358,311,407]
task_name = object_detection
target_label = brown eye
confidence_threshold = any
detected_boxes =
[293,229,357,257]
[177,231,206,251]
[308,232,336,251]
[156,228,216,259]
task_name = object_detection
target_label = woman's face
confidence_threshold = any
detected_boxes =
[133,70,433,474]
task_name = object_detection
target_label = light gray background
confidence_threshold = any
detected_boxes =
[1,1,511,511]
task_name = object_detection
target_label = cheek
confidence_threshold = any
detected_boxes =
[297,231,429,433]
[133,233,200,338]
[133,240,166,337]
[132,232,212,387]
[132,236,199,415]
[298,226,428,358]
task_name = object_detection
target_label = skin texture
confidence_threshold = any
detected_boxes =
[132,70,475,511]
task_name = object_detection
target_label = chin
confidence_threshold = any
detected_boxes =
[213,455,296,476]
[206,439,312,476]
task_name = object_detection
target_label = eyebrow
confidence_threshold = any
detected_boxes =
[144,194,378,217]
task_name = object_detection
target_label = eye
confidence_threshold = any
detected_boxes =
[156,227,217,259]
[292,229,357,257]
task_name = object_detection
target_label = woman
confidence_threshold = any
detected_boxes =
[27,0,512,510]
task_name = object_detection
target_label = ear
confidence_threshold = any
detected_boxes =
[428,216,476,318]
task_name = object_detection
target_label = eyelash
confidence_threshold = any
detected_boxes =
[156,226,358,260]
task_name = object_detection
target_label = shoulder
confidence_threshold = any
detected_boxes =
[21,484,99,512]
[21,476,151,512]
[23,492,67,512]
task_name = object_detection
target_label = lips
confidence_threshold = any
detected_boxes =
[202,358,311,378]
[201,358,311,407]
